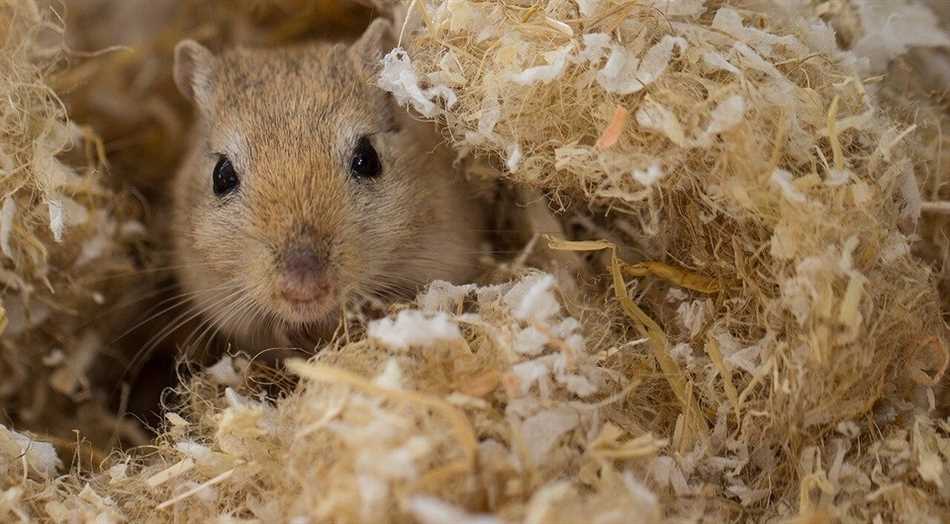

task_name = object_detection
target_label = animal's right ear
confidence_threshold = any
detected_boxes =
[173,40,216,106]
[349,19,396,76]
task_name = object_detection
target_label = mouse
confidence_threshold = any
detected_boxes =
[169,19,484,352]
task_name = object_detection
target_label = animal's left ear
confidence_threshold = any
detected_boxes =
[173,39,217,107]
[349,18,396,76]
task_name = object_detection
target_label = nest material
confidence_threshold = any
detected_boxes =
[0,0,157,453]
[1,0,950,522]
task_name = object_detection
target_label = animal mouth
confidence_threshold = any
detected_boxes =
[280,281,332,304]
[274,281,338,323]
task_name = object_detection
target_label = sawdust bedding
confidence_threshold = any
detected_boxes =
[1,0,950,522]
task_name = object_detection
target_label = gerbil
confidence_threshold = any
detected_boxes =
[169,20,483,351]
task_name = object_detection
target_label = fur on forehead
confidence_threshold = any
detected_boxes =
[199,49,390,159]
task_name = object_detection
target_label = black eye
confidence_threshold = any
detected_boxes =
[349,136,381,178]
[212,156,240,197]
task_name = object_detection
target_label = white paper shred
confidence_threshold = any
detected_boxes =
[597,36,687,94]
[636,94,687,141]
[506,143,523,173]
[650,0,705,17]
[75,230,111,267]
[554,366,597,397]
[508,44,574,85]
[880,232,911,264]
[577,33,611,63]
[477,89,502,137]
[520,406,579,466]
[650,455,692,495]
[510,358,551,396]
[770,169,806,203]
[368,310,462,350]
[47,197,64,243]
[505,273,560,322]
[554,146,592,170]
[207,355,242,386]
[108,463,128,483]
[445,0,486,33]
[576,0,601,17]
[632,162,665,186]
[712,7,803,57]
[732,41,785,79]
[1,425,62,478]
[694,95,746,146]
[374,358,404,390]
[637,95,743,149]
[49,330,101,397]
[408,496,500,524]
[120,220,147,237]
[45,194,89,244]
[702,51,741,75]
[825,168,851,186]
[417,281,475,313]
[899,166,922,223]
[3,298,50,336]
[514,326,548,356]
[175,441,213,463]
[677,300,706,338]
[622,471,661,522]
[852,1,950,73]
[0,197,15,259]
[378,48,457,118]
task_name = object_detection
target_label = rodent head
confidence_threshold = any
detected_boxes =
[171,20,482,346]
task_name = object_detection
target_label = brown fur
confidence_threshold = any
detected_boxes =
[170,20,483,351]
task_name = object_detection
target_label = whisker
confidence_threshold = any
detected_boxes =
[78,260,225,285]
[109,281,242,344]
[124,285,247,378]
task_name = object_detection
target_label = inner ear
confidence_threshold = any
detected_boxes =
[349,18,396,76]
[174,39,216,106]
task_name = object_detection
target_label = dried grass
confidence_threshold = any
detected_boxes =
[1,0,949,522]
[0,0,153,454]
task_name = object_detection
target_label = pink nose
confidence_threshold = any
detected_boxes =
[277,247,328,302]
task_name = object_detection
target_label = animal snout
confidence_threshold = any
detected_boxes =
[277,246,330,303]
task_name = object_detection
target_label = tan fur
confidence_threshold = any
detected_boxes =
[171,21,483,350]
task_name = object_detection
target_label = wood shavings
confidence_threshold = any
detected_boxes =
[146,458,195,488]
[545,236,708,445]
[165,411,188,426]
[590,424,668,460]
[621,261,720,294]
[156,469,234,510]
[286,359,479,470]
[2,0,950,522]
[595,106,628,150]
